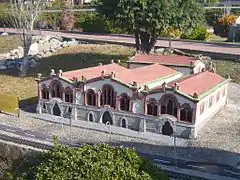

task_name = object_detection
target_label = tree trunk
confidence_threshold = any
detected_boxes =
[139,32,154,54]
[134,31,140,52]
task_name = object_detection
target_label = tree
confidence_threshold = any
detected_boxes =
[9,0,46,76]
[11,143,169,180]
[100,0,205,54]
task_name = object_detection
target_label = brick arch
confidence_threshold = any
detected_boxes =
[180,103,193,123]
[119,93,131,111]
[50,80,64,99]
[101,84,116,108]
[146,98,158,116]
[86,89,97,106]
[64,86,73,103]
[41,84,49,99]
[159,94,180,117]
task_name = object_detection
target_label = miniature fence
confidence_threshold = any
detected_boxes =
[0,93,19,115]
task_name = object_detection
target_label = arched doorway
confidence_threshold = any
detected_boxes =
[53,103,61,116]
[102,111,113,125]
[162,121,173,136]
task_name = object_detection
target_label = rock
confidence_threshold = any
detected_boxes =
[0,32,8,36]
[27,56,38,68]
[42,35,51,42]
[62,42,70,48]
[28,42,39,56]
[0,64,7,70]
[154,48,165,54]
[45,51,52,57]
[50,36,63,42]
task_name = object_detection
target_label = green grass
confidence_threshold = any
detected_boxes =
[0,35,21,53]
[213,60,240,84]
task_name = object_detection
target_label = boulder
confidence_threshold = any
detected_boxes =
[154,48,165,54]
[28,42,39,56]
[42,35,52,42]
[0,32,8,36]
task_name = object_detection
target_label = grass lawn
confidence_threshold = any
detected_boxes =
[0,35,21,53]
[0,36,239,107]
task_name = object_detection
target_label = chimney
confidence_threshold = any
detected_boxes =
[193,92,199,99]
[117,60,121,64]
[50,69,55,77]
[37,73,42,80]
[132,81,137,87]
[111,71,116,78]
[173,83,179,91]
[101,70,105,79]
[58,69,63,77]
[111,59,114,64]
[162,82,166,92]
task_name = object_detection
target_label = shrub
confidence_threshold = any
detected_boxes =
[11,143,169,180]
[213,15,238,37]
[74,12,125,34]
[181,25,209,40]
[160,27,182,39]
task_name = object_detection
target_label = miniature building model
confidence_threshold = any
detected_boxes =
[127,54,206,75]
[36,57,229,139]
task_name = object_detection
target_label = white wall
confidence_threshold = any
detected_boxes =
[145,73,183,90]
[195,83,228,126]
[193,61,206,73]
[85,78,132,96]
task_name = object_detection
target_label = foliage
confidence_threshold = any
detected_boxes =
[60,9,75,30]
[100,0,205,53]
[181,25,209,40]
[74,12,125,33]
[205,9,222,26]
[11,143,169,180]
[214,15,238,37]
[160,27,182,39]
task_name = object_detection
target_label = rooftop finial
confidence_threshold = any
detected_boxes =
[193,92,199,99]
[50,69,55,77]
[58,69,63,77]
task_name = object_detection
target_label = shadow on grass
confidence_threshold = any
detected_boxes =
[19,97,37,112]
[0,52,132,78]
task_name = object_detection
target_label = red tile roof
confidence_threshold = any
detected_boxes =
[115,64,178,85]
[170,71,225,96]
[62,63,127,80]
[129,54,196,66]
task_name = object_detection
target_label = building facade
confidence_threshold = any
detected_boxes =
[36,59,229,139]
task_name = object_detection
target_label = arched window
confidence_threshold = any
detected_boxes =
[216,91,220,102]
[161,106,166,114]
[180,106,193,123]
[159,94,179,118]
[86,89,96,106]
[41,89,49,99]
[121,119,127,128]
[101,85,115,108]
[88,112,94,122]
[51,81,63,99]
[119,94,130,111]
[65,88,73,103]
[147,101,158,116]
[209,96,214,108]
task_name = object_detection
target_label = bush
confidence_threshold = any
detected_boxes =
[160,27,182,39]
[11,143,169,180]
[74,12,126,33]
[205,9,222,26]
[213,15,238,37]
[181,25,209,40]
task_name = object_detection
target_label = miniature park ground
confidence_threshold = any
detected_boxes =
[0,35,239,157]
